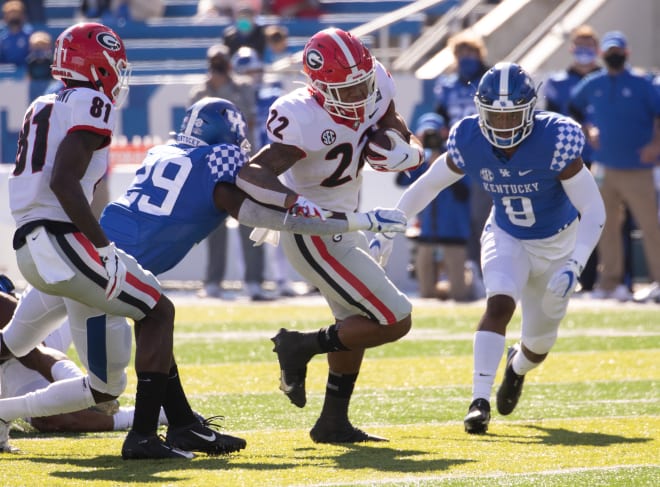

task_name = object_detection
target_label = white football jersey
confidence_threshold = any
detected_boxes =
[9,87,116,227]
[266,62,395,213]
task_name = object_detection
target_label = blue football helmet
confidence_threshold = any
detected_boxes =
[474,62,537,149]
[177,97,251,156]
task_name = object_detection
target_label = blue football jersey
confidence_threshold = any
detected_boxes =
[100,142,247,275]
[447,112,584,240]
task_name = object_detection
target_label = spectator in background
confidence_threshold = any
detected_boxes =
[570,30,660,303]
[196,0,232,17]
[268,0,321,18]
[543,24,602,292]
[81,0,113,18]
[0,1,33,68]
[433,30,490,295]
[189,44,270,301]
[263,24,289,65]
[26,30,52,100]
[231,45,299,298]
[112,0,165,21]
[396,113,474,301]
[222,3,266,58]
[23,0,46,25]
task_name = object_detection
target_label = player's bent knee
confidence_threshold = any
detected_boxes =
[522,331,558,356]
[385,314,412,342]
[89,369,127,399]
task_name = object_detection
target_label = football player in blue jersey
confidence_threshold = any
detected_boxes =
[375,62,606,434]
[0,96,406,455]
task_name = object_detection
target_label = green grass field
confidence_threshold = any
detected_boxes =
[1,298,658,486]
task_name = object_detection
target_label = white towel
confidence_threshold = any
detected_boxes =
[26,227,75,284]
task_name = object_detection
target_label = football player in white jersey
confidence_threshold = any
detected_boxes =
[236,28,424,443]
[0,285,169,453]
[0,22,222,460]
[381,62,606,434]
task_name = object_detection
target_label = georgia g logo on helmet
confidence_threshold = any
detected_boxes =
[97,32,121,51]
[305,49,323,70]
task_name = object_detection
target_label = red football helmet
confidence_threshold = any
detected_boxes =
[302,28,376,122]
[51,22,131,106]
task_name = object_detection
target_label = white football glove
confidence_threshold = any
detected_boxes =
[287,195,330,220]
[365,129,423,172]
[365,208,407,233]
[547,259,583,298]
[368,233,395,267]
[97,243,127,300]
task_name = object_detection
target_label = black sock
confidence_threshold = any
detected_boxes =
[132,371,168,436]
[317,325,350,353]
[161,361,196,427]
[319,371,358,420]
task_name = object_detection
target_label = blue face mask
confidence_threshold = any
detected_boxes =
[573,46,597,66]
[458,57,481,80]
[236,17,253,34]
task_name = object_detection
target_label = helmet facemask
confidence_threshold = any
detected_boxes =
[311,65,377,122]
[475,98,536,149]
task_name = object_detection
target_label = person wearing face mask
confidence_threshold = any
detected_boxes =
[189,43,272,301]
[543,25,602,293]
[222,4,266,58]
[26,30,53,100]
[433,30,491,300]
[0,0,33,69]
[570,30,660,304]
[395,113,476,301]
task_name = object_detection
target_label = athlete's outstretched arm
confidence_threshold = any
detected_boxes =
[396,152,465,218]
[214,183,406,234]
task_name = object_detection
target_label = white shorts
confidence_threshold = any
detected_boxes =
[280,231,411,324]
[16,228,161,321]
[480,215,578,353]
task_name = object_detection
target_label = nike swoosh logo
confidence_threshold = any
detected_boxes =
[394,154,409,169]
[368,109,378,119]
[518,170,533,176]
[191,430,217,442]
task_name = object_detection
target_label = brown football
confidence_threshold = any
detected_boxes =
[361,127,396,170]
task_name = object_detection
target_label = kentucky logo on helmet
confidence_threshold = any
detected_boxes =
[305,49,323,70]
[97,32,121,51]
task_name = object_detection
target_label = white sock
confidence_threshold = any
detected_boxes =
[112,406,134,430]
[0,376,95,422]
[112,406,168,431]
[472,331,506,401]
[512,345,539,376]
[50,359,84,381]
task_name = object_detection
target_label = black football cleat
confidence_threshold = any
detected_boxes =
[464,398,491,434]
[271,328,315,408]
[166,416,246,455]
[496,344,526,416]
[310,418,388,444]
[121,430,194,460]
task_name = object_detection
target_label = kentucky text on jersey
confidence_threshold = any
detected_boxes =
[482,182,540,194]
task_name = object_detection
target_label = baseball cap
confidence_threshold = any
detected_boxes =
[601,31,627,51]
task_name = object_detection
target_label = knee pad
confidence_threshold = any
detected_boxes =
[88,369,127,397]
[483,270,519,301]
[521,330,558,356]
